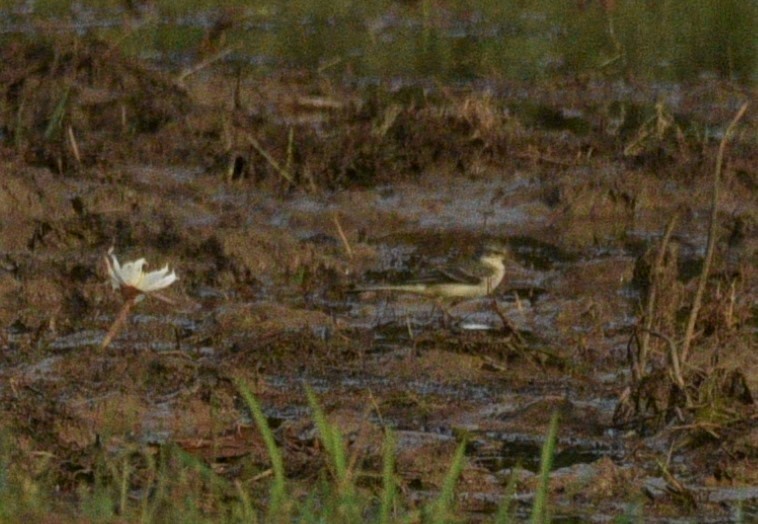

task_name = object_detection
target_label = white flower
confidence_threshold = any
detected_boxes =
[105,250,178,301]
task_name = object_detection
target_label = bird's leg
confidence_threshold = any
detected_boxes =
[438,299,459,330]
[491,298,525,344]
[441,303,452,329]
[428,300,448,328]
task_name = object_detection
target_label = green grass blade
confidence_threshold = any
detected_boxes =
[44,86,70,140]
[305,385,361,522]
[141,442,169,524]
[237,381,287,518]
[234,479,258,524]
[428,438,467,523]
[530,411,559,524]
[138,447,157,524]
[119,454,130,516]
[305,385,348,483]
[494,463,522,524]
[379,429,396,524]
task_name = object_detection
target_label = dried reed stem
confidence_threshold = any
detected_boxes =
[680,102,748,364]
[100,297,136,350]
[176,45,239,86]
[492,299,525,345]
[635,213,679,381]
[67,125,81,164]
[644,329,685,391]
[332,213,354,259]
[247,133,295,185]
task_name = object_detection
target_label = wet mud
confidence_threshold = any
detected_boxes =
[0,37,756,521]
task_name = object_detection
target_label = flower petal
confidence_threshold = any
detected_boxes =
[119,258,148,287]
[141,266,178,292]
[106,253,125,289]
[104,251,178,296]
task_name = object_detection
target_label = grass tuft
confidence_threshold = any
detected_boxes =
[237,380,288,520]
[379,428,396,524]
[0,386,565,523]
[494,462,522,524]
[427,438,467,523]
[305,385,361,522]
[530,410,559,524]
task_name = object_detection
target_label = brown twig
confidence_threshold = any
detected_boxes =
[636,213,679,381]
[150,291,179,306]
[366,388,385,427]
[345,400,376,483]
[176,45,240,86]
[513,150,575,167]
[680,102,748,365]
[332,212,354,259]
[100,297,137,350]
[626,331,640,381]
[670,422,722,439]
[643,329,685,392]
[67,125,81,164]
[491,299,525,345]
[246,133,296,185]
[657,458,697,509]
[249,469,274,483]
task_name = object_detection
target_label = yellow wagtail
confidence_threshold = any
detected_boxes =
[357,243,509,300]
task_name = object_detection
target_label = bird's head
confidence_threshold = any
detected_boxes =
[478,242,509,266]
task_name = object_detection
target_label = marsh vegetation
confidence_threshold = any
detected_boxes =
[0,1,755,522]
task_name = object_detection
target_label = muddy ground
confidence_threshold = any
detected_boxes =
[0,37,756,521]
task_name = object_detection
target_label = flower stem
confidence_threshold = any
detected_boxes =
[100,298,136,350]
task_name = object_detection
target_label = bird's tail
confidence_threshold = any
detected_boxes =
[351,284,430,295]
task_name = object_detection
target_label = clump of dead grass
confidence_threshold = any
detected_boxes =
[0,36,190,172]
[615,104,754,449]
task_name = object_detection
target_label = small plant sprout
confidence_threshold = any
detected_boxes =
[100,249,178,350]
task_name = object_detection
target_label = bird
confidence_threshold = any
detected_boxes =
[356,243,510,301]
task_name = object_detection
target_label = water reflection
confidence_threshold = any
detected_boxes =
[1,1,753,82]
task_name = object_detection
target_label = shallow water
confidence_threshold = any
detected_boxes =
[2,1,754,85]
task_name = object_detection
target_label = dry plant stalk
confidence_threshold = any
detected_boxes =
[176,45,239,87]
[644,330,685,391]
[100,297,137,350]
[345,400,377,480]
[332,213,354,259]
[679,102,748,365]
[635,213,679,381]
[67,125,81,164]
[247,133,295,185]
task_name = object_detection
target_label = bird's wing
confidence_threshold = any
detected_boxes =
[437,267,482,284]
[408,260,486,286]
